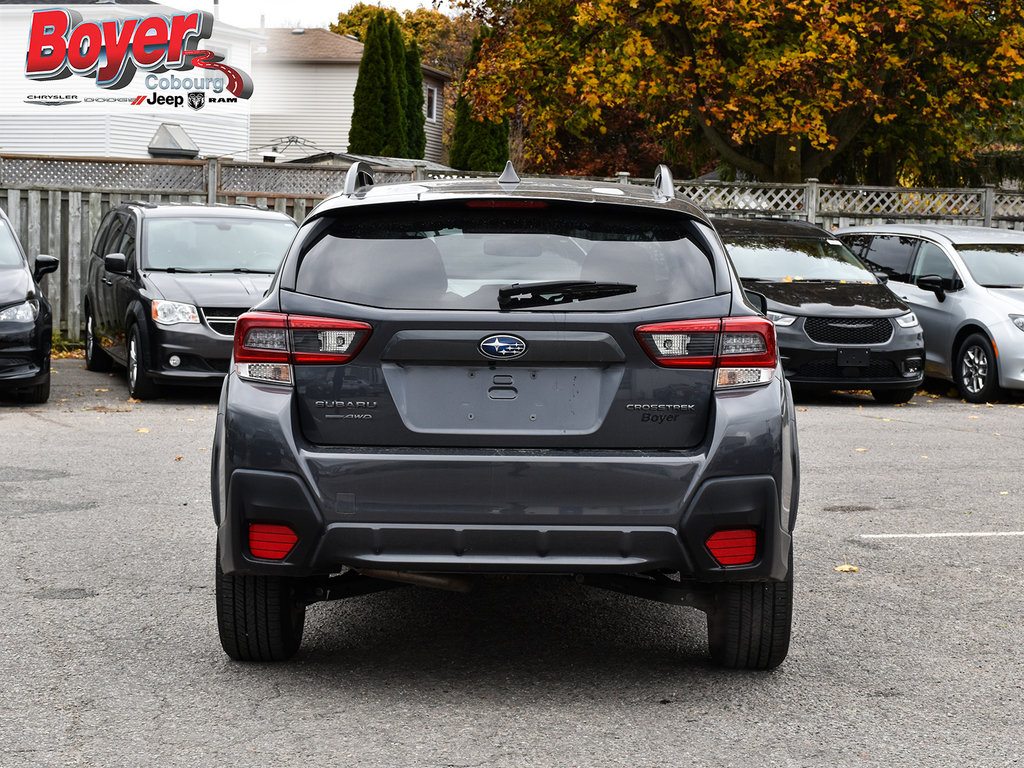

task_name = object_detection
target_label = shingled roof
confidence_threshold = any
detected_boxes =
[255,28,364,63]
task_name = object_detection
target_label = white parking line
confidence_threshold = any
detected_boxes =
[861,531,1024,539]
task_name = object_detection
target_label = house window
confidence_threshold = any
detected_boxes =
[425,86,437,122]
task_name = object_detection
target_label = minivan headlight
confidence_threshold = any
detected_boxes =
[895,312,920,328]
[0,300,39,322]
[152,300,199,325]
[1011,314,1024,332]
[767,311,797,327]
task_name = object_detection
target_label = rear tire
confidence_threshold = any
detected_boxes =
[216,557,306,662]
[956,333,999,403]
[871,387,916,404]
[706,567,792,670]
[84,309,112,372]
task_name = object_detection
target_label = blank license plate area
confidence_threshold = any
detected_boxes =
[382,365,619,434]
[837,349,870,367]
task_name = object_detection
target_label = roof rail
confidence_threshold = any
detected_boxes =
[342,161,375,197]
[653,164,676,202]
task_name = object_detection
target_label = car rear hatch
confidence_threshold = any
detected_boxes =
[241,199,750,450]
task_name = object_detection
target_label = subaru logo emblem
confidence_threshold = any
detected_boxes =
[479,334,527,360]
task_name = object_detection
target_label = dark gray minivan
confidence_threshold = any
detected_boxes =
[212,164,800,669]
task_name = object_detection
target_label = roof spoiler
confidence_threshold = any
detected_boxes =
[343,161,375,197]
[653,164,676,202]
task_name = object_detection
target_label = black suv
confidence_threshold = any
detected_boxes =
[715,217,925,403]
[83,202,297,398]
[213,164,800,670]
[0,206,59,403]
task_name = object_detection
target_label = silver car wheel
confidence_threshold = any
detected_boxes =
[962,344,988,395]
[128,334,139,390]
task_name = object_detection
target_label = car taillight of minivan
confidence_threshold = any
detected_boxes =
[234,312,372,386]
[635,317,777,389]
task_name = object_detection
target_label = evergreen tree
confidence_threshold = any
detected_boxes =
[379,16,409,157]
[405,39,427,160]
[450,33,509,172]
[347,13,388,155]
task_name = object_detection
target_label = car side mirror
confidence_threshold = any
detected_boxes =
[744,289,768,315]
[33,254,59,281]
[917,274,945,301]
[872,271,889,285]
[104,252,129,274]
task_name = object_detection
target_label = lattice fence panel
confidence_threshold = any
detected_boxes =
[678,183,807,213]
[220,162,413,196]
[995,192,1024,218]
[0,155,206,192]
[819,186,983,217]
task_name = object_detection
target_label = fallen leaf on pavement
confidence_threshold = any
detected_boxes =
[136,428,149,433]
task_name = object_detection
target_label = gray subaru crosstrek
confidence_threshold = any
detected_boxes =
[212,163,800,669]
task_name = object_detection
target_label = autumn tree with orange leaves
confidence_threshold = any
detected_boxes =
[457,0,1024,183]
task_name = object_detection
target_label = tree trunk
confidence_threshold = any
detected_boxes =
[773,136,804,183]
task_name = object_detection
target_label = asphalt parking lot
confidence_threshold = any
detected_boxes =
[1,359,1022,767]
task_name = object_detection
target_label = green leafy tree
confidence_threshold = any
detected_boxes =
[380,16,410,157]
[405,39,427,159]
[450,32,509,172]
[347,12,389,155]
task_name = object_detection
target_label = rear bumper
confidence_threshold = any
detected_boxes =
[218,468,790,580]
[214,372,798,583]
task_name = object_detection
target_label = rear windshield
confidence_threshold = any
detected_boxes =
[956,244,1024,288]
[0,222,25,267]
[144,217,297,273]
[722,235,876,283]
[294,201,717,310]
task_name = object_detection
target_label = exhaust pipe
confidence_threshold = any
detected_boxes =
[358,569,472,593]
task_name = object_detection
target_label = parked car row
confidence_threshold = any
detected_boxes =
[715,218,1024,404]
[6,172,1023,672]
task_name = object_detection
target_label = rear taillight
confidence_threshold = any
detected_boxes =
[248,523,298,560]
[635,317,777,389]
[234,312,371,385]
[705,528,758,566]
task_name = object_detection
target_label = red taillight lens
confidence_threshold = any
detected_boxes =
[248,523,298,560]
[719,317,777,367]
[705,529,758,566]
[636,317,777,388]
[233,312,372,385]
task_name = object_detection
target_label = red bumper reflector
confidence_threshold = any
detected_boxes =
[249,524,298,560]
[705,529,758,566]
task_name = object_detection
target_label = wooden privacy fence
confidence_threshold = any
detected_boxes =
[3,152,1024,341]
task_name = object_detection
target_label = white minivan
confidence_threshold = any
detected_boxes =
[839,225,1024,402]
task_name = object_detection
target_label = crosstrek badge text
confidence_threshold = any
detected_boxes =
[24,8,253,98]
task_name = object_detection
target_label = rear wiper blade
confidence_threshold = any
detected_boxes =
[497,280,637,310]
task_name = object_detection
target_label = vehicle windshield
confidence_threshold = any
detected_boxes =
[144,217,296,272]
[294,201,717,310]
[722,235,876,283]
[0,221,25,267]
[956,244,1024,288]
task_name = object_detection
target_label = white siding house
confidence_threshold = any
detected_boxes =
[250,28,450,165]
[0,1,259,159]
